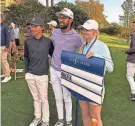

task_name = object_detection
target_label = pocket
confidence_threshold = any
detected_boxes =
[36,75,48,84]
[39,75,48,82]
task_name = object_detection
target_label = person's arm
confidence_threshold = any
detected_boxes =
[76,44,84,54]
[76,36,84,49]
[24,40,29,73]
[103,45,114,73]
[86,44,114,73]
[49,40,54,57]
[128,39,131,45]
[94,45,114,73]
[5,24,10,48]
[125,39,135,54]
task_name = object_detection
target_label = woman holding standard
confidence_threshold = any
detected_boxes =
[78,20,114,126]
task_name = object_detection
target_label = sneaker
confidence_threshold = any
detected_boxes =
[54,119,64,126]
[0,75,5,78]
[130,93,135,101]
[0,75,5,81]
[1,76,11,83]
[66,121,72,126]
[29,118,42,126]
[41,122,49,126]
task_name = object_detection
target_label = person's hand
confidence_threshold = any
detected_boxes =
[86,52,94,59]
[4,47,8,52]
[77,45,84,53]
[122,49,126,53]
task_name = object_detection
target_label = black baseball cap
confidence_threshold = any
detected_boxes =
[31,17,44,26]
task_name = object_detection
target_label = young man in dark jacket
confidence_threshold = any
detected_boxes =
[24,17,54,126]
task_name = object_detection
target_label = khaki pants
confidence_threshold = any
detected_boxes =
[25,73,50,122]
[126,62,135,94]
[9,42,16,61]
[0,46,10,76]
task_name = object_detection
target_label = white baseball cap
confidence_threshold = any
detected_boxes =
[11,22,15,28]
[47,20,57,27]
[55,8,74,19]
[80,20,98,30]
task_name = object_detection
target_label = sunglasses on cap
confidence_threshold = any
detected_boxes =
[58,15,71,20]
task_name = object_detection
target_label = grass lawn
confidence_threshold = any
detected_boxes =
[1,35,135,126]
[99,34,129,49]
[99,34,128,45]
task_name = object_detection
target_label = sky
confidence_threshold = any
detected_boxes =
[100,0,125,23]
[38,0,126,23]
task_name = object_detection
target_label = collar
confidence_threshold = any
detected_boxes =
[84,37,96,46]
[33,35,44,40]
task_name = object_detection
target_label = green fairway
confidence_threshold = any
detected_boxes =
[99,34,128,45]
[1,35,135,126]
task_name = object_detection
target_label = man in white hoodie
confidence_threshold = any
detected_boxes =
[50,8,83,126]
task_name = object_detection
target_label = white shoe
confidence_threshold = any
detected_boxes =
[0,75,5,78]
[29,118,42,126]
[54,119,64,126]
[41,122,49,126]
[1,76,11,83]
[66,121,72,126]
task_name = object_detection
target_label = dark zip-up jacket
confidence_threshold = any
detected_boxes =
[125,33,135,63]
[0,22,10,47]
[24,35,54,75]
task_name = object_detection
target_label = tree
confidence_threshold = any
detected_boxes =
[120,0,135,28]
[51,0,54,6]
[47,1,89,28]
[76,0,109,28]
[13,0,23,4]
[5,0,48,27]
[100,22,121,36]
[119,0,135,38]
[5,0,89,28]
[46,0,49,7]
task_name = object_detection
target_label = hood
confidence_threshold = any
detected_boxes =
[53,28,78,35]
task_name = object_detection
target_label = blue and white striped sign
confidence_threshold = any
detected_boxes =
[61,50,105,105]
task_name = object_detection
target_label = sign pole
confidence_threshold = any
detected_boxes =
[75,99,79,126]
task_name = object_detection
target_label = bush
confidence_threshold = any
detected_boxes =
[100,23,121,36]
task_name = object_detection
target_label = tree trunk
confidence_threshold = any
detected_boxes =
[46,0,49,7]
[51,0,54,6]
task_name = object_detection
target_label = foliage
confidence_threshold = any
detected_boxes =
[48,1,89,28]
[120,0,135,28]
[5,0,48,27]
[5,0,89,28]
[100,22,121,36]
[76,0,109,28]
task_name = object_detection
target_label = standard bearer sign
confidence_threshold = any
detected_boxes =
[61,50,105,105]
